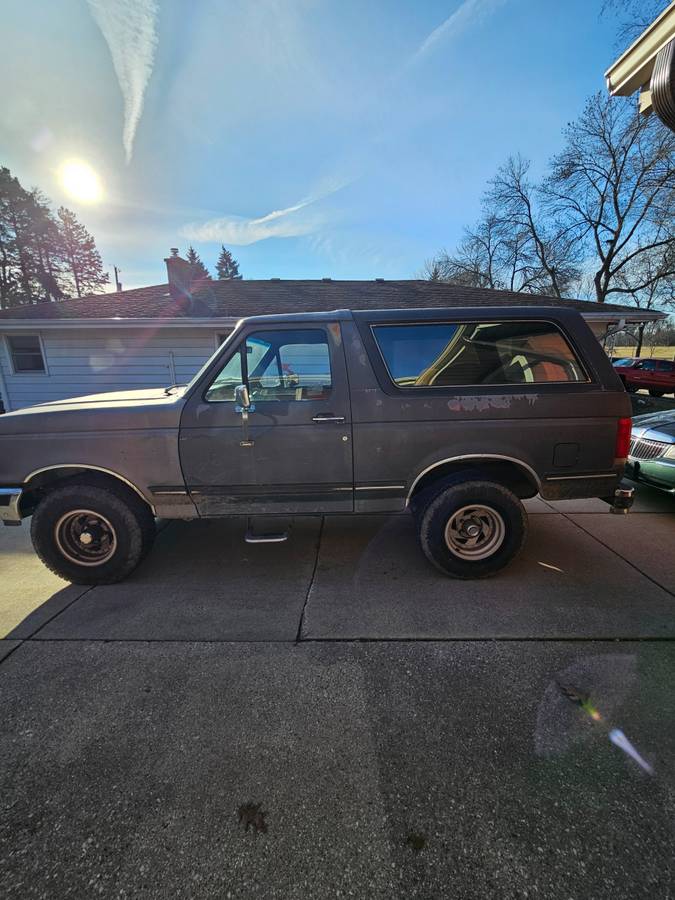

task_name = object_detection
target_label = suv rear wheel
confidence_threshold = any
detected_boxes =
[417,480,527,578]
[30,479,155,585]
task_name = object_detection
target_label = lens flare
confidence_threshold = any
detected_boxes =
[59,160,102,203]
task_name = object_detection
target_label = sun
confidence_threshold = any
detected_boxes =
[59,160,102,203]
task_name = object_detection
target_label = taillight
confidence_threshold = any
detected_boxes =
[615,417,631,460]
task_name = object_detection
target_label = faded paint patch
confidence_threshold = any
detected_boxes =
[447,394,539,413]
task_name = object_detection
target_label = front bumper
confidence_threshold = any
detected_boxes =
[0,488,24,525]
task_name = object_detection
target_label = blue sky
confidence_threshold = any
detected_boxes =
[1,0,623,289]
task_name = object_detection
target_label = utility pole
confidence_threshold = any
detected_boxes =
[113,266,122,292]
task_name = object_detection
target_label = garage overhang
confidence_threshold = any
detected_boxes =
[606,1,675,123]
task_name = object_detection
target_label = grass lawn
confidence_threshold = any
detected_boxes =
[614,345,675,360]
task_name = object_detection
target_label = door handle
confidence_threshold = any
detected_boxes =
[312,414,346,423]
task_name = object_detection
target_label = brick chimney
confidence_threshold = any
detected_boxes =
[164,248,193,302]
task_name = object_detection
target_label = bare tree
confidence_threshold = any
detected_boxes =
[602,1,670,45]
[545,93,675,304]
[425,158,580,297]
[425,94,675,312]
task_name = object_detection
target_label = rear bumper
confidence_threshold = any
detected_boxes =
[0,488,24,525]
[540,473,621,502]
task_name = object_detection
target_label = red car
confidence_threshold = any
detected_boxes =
[613,357,675,397]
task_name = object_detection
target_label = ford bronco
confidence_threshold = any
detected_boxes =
[0,306,633,584]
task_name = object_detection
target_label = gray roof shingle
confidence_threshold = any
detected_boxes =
[0,279,660,321]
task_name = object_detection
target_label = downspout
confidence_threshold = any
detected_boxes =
[0,349,11,412]
[168,351,177,385]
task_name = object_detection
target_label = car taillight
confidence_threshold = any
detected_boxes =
[615,417,631,460]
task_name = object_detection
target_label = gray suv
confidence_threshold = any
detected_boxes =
[0,306,633,583]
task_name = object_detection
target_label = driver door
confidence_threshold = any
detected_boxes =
[179,322,354,515]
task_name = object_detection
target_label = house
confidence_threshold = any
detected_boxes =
[606,1,675,130]
[0,249,664,412]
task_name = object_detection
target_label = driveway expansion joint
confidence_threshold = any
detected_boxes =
[294,514,324,644]
[24,585,95,641]
[8,634,675,645]
[558,509,675,599]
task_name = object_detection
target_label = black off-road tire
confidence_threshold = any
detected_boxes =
[418,480,527,579]
[30,478,156,585]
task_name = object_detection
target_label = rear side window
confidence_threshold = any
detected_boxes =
[371,321,586,387]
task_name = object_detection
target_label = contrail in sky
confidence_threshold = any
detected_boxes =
[86,0,159,163]
[408,0,507,66]
[182,176,354,245]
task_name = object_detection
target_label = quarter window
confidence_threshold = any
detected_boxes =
[6,335,46,373]
[372,321,586,387]
[205,328,332,402]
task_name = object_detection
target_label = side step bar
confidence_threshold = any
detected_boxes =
[244,517,289,543]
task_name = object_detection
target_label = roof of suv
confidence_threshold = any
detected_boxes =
[236,305,588,326]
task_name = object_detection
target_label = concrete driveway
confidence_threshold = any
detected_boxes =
[1,486,674,898]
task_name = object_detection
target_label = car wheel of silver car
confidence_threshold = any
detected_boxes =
[418,480,527,578]
[30,477,156,585]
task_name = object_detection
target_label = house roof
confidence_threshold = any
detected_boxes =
[0,279,664,325]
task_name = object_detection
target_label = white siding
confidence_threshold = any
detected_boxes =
[0,327,230,411]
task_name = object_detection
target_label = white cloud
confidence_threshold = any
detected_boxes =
[181,178,352,246]
[86,0,159,163]
[409,0,507,65]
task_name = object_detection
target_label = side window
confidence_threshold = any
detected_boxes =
[6,335,46,373]
[372,320,586,387]
[658,360,675,372]
[639,360,657,371]
[205,328,332,402]
[204,347,243,401]
[247,329,332,401]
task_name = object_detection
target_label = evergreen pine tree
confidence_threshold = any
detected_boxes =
[31,190,64,301]
[0,167,109,307]
[216,245,241,279]
[57,207,109,297]
[185,245,210,282]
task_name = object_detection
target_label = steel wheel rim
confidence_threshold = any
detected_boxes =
[54,509,117,567]
[444,504,506,561]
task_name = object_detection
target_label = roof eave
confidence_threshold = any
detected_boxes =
[582,309,666,323]
[0,316,240,330]
[605,0,675,103]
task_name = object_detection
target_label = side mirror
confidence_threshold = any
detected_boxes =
[235,383,252,411]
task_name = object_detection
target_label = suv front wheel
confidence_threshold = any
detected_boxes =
[31,478,155,585]
[417,480,527,578]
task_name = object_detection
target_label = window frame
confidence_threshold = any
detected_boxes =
[4,333,48,376]
[368,318,591,392]
[203,325,334,404]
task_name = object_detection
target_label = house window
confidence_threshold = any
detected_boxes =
[6,335,46,373]
[371,320,587,387]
